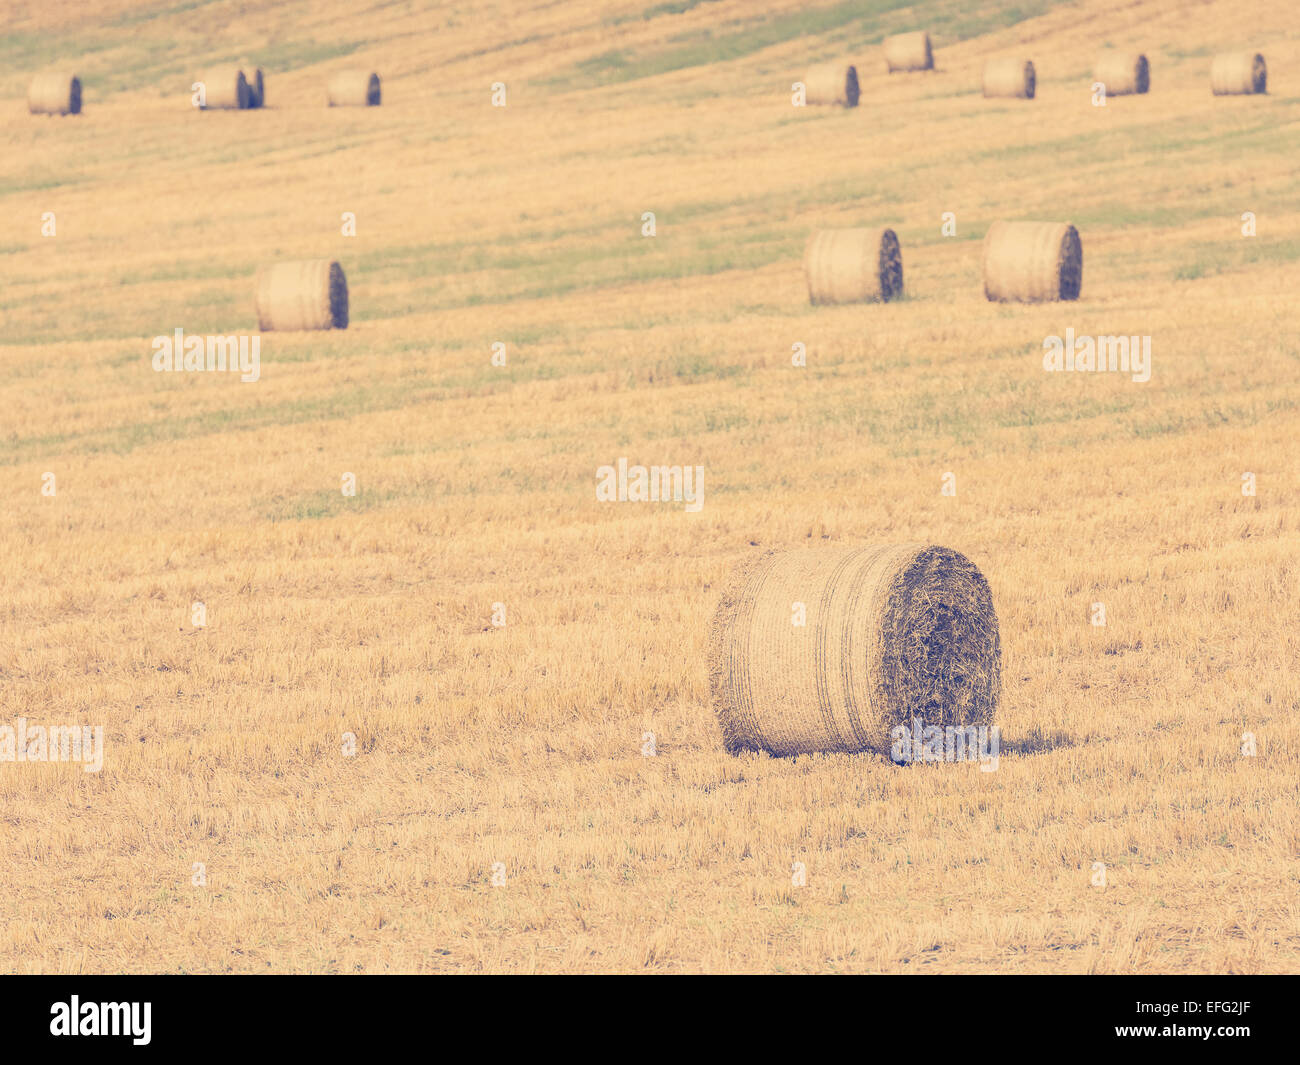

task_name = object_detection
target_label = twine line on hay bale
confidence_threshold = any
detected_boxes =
[328,71,382,107]
[1094,52,1149,95]
[983,220,1082,303]
[805,228,903,305]
[983,57,1035,98]
[708,545,1002,759]
[884,31,933,72]
[28,73,81,115]
[803,62,859,107]
[255,261,349,331]
[198,68,250,110]
[1211,52,1266,95]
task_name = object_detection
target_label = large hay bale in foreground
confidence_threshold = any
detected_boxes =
[28,73,81,115]
[983,57,1035,98]
[805,228,903,305]
[1211,52,1266,95]
[1094,52,1149,95]
[328,70,382,106]
[708,545,1001,758]
[255,261,349,331]
[983,221,1082,302]
[803,62,859,106]
[198,68,249,110]
[884,31,933,72]
[245,68,265,108]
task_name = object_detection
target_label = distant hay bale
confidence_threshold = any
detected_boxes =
[1094,52,1149,95]
[245,68,264,108]
[1211,52,1266,95]
[708,544,1002,758]
[983,221,1082,303]
[198,68,249,110]
[28,73,81,115]
[805,228,903,305]
[803,62,859,107]
[983,57,1035,98]
[255,261,349,331]
[884,31,933,72]
[328,70,382,106]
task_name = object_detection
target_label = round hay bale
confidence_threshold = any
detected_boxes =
[28,73,81,115]
[1211,52,1266,95]
[246,68,264,108]
[198,68,249,110]
[708,544,1002,758]
[1094,52,1149,95]
[255,261,349,331]
[884,31,933,72]
[328,70,382,106]
[983,221,1082,303]
[805,228,902,305]
[983,57,1035,98]
[803,62,859,107]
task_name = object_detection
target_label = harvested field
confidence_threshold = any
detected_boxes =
[1,0,1299,975]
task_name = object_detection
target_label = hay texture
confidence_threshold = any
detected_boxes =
[328,71,382,106]
[884,31,933,72]
[255,261,349,331]
[28,73,81,115]
[983,57,1035,98]
[1211,52,1266,95]
[198,68,249,110]
[1094,52,1149,95]
[708,545,1001,758]
[803,62,859,107]
[805,228,903,305]
[245,68,265,108]
[983,221,1082,303]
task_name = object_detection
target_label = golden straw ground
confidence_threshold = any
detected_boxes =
[1,0,1299,976]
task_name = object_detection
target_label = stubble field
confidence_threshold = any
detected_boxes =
[1,0,1298,972]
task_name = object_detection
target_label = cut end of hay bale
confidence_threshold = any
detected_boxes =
[1095,52,1149,95]
[1211,52,1266,95]
[983,220,1081,303]
[28,73,82,115]
[803,62,859,107]
[255,260,349,332]
[328,71,382,107]
[246,68,265,108]
[805,228,903,305]
[983,58,1035,99]
[708,544,1002,758]
[884,31,933,72]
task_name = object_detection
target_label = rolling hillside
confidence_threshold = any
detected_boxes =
[1,0,1298,972]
